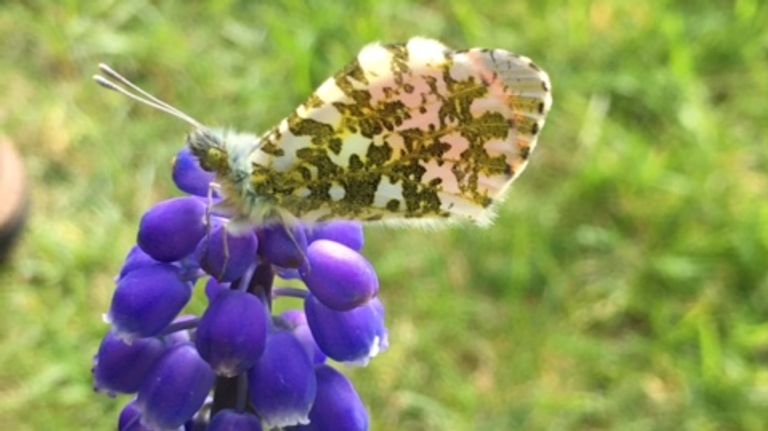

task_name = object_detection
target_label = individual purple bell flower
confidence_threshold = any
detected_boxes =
[120,246,201,283]
[93,331,166,395]
[287,365,369,431]
[195,289,269,377]
[137,343,215,430]
[120,400,187,431]
[108,263,192,338]
[248,330,317,428]
[281,310,326,365]
[118,400,141,429]
[172,148,216,197]
[119,400,157,431]
[204,277,229,302]
[137,197,207,262]
[184,396,214,431]
[258,224,308,268]
[305,295,388,366]
[301,240,378,311]
[119,246,159,278]
[307,221,364,251]
[208,410,263,431]
[197,223,258,282]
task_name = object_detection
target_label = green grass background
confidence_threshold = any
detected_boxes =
[1,0,767,429]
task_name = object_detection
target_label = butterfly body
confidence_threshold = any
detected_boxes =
[100,37,552,228]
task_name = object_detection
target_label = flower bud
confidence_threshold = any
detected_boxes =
[308,221,364,251]
[137,343,215,430]
[208,410,263,431]
[195,290,268,376]
[172,148,216,197]
[287,365,369,431]
[301,240,378,310]
[119,400,154,431]
[108,264,192,338]
[258,225,307,268]
[197,224,258,282]
[93,331,166,395]
[119,246,159,278]
[205,277,229,302]
[281,310,326,365]
[248,331,317,428]
[305,295,387,366]
[138,197,207,262]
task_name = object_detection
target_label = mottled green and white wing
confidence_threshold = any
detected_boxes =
[252,37,552,225]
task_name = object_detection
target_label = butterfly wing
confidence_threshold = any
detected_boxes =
[251,37,552,226]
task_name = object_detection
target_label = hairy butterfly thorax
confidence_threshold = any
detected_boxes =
[95,37,552,229]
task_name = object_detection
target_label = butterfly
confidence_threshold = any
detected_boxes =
[95,37,552,228]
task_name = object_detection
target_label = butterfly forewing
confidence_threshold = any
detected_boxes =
[252,37,552,226]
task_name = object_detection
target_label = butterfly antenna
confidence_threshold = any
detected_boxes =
[93,63,204,129]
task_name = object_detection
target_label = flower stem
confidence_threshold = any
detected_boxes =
[159,316,200,336]
[247,262,275,306]
[211,375,238,415]
[236,373,248,412]
[272,287,309,299]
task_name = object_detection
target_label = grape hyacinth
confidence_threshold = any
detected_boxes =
[94,148,383,430]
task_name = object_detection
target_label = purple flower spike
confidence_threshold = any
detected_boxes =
[281,310,326,365]
[137,343,215,430]
[301,240,378,311]
[308,221,364,251]
[195,290,269,376]
[305,295,388,366]
[258,225,308,268]
[108,264,192,338]
[288,365,369,431]
[93,331,166,395]
[138,197,207,262]
[172,148,216,197]
[197,224,258,282]
[248,331,317,428]
[208,410,263,431]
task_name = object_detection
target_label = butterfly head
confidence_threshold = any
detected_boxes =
[187,128,230,176]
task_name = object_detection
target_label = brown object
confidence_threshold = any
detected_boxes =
[0,137,27,261]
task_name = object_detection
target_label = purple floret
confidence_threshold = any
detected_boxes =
[137,343,215,430]
[195,289,269,377]
[301,239,379,311]
[108,263,192,338]
[172,148,216,197]
[137,197,207,262]
[248,331,317,428]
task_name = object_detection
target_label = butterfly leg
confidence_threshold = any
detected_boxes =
[204,181,231,280]
[275,214,310,272]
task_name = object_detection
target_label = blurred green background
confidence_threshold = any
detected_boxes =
[1,0,768,429]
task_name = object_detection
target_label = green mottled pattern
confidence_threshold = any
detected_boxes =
[244,38,551,225]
